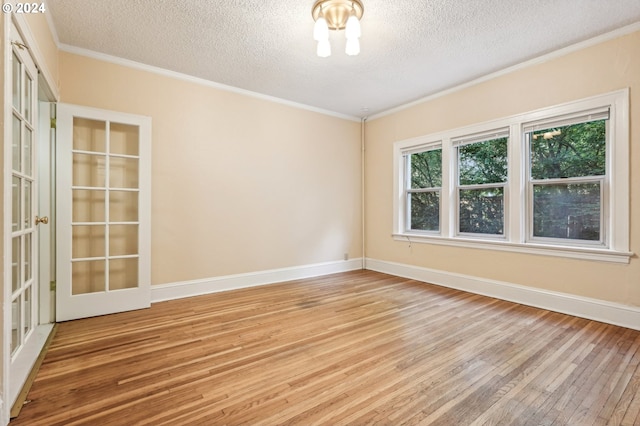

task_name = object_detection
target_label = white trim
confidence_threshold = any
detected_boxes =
[369,22,640,121]
[58,44,360,123]
[391,234,631,263]
[151,259,363,303]
[365,258,640,331]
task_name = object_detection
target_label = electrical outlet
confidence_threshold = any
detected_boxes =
[344,253,349,261]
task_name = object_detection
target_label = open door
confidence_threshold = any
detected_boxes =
[56,104,151,322]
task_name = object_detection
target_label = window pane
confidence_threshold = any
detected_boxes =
[24,126,32,176]
[530,120,606,180]
[110,157,139,188]
[110,191,138,222]
[533,183,600,241]
[73,118,106,152]
[110,122,139,156]
[411,149,441,188]
[410,192,439,231]
[72,260,106,295]
[459,188,504,235]
[12,115,21,173]
[12,51,20,111]
[459,138,507,185]
[72,225,106,259]
[11,296,21,356]
[73,153,106,187]
[109,258,138,290]
[73,190,106,223]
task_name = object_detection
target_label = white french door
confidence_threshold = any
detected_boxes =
[7,21,54,407]
[56,104,151,322]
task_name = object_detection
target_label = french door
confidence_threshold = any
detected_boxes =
[56,104,151,322]
[7,21,58,409]
[10,23,40,372]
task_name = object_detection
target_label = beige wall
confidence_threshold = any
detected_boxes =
[365,30,640,307]
[59,52,362,285]
[22,13,58,92]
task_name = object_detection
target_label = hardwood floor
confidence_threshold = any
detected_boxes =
[11,270,640,425]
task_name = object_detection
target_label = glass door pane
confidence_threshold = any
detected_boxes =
[69,118,142,297]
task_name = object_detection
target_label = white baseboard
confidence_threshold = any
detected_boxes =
[365,258,640,331]
[151,258,364,303]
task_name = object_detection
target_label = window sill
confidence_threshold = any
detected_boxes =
[392,233,633,264]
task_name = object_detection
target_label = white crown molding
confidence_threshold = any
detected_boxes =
[58,43,361,123]
[368,21,640,121]
[365,258,640,331]
[151,258,363,303]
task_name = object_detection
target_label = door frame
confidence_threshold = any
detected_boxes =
[2,13,58,424]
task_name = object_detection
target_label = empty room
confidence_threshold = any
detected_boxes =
[2,1,640,425]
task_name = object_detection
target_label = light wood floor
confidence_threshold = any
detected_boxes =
[11,270,640,425]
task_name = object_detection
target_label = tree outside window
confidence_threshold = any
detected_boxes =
[457,137,508,235]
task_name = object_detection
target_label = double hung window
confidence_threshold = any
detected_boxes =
[525,110,608,244]
[454,131,508,236]
[393,90,629,262]
[405,147,442,232]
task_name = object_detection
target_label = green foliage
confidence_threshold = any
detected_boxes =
[533,183,600,240]
[457,137,507,234]
[410,192,439,231]
[530,120,605,241]
[459,138,508,185]
[459,188,504,235]
[411,149,442,188]
[409,149,441,231]
[530,120,605,180]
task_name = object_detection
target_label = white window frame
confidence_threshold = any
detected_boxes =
[403,143,442,234]
[453,129,510,240]
[524,109,610,247]
[392,89,631,263]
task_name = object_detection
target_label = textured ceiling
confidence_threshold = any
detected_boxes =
[46,0,640,118]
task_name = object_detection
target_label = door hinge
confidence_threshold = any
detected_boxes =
[50,281,56,291]
[50,118,56,129]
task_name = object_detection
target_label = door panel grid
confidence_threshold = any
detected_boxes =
[57,104,150,321]
[71,120,140,295]
[10,41,38,358]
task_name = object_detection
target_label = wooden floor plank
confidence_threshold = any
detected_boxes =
[10,270,640,425]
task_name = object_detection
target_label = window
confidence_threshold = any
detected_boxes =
[393,90,630,263]
[405,147,442,232]
[525,110,608,244]
[455,131,508,236]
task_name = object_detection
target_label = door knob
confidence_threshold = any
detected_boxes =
[35,216,49,225]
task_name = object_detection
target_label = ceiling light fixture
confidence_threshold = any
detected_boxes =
[312,0,364,57]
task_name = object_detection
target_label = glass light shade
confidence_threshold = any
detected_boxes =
[345,14,361,39]
[345,37,360,56]
[317,39,331,57]
[313,16,329,41]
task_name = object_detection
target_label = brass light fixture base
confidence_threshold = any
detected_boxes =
[312,0,364,30]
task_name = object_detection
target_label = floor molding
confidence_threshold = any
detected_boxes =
[365,258,640,331]
[151,258,363,303]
